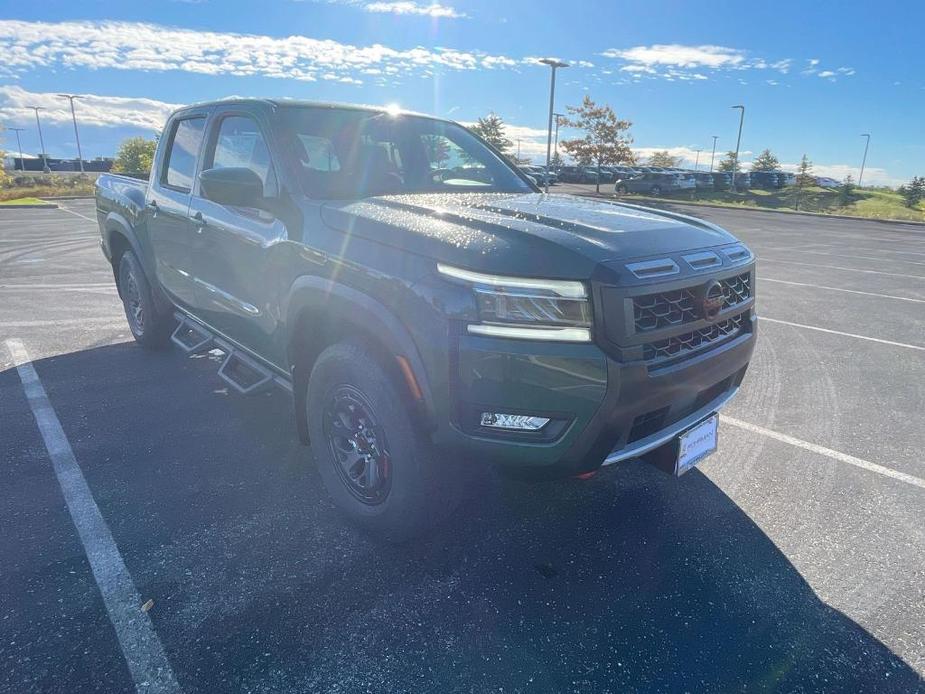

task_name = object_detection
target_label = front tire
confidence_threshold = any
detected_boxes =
[615,184,627,194]
[306,343,448,541]
[650,185,662,196]
[118,251,172,349]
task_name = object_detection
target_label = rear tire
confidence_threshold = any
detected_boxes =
[118,251,172,349]
[616,184,627,194]
[305,342,451,541]
[651,185,662,196]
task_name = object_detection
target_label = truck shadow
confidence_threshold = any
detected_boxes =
[6,341,923,693]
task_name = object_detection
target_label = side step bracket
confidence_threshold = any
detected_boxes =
[171,314,213,354]
[216,346,274,395]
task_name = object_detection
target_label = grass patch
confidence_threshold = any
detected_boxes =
[0,197,53,206]
[612,186,925,223]
[0,173,96,202]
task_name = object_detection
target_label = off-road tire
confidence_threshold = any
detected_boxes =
[118,251,172,349]
[306,342,450,541]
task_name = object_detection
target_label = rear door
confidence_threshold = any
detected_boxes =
[147,112,209,310]
[187,110,288,357]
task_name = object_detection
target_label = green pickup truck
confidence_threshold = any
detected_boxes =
[95,99,757,539]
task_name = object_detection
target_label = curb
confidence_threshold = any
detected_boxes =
[40,195,95,201]
[572,191,925,228]
[0,202,58,209]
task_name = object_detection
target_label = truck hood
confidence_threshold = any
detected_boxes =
[320,192,737,280]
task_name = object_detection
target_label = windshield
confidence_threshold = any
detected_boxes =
[276,106,532,200]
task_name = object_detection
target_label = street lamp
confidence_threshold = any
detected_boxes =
[58,94,85,173]
[8,127,25,171]
[553,111,566,163]
[731,106,745,188]
[27,106,50,173]
[709,135,718,172]
[858,133,871,187]
[539,58,569,193]
[694,148,703,171]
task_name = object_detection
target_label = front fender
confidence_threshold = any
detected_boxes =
[283,275,437,433]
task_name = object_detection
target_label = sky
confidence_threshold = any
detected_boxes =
[0,0,922,186]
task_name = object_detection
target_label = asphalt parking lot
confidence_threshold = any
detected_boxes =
[2,197,924,693]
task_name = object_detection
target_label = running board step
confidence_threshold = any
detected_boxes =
[217,348,273,395]
[171,314,213,354]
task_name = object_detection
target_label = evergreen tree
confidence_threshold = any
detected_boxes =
[751,149,781,172]
[468,113,513,156]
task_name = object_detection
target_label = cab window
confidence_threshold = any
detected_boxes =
[162,117,206,192]
[206,115,277,195]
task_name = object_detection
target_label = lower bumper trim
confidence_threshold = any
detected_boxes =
[601,387,739,466]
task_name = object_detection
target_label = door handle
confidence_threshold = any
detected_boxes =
[190,211,206,233]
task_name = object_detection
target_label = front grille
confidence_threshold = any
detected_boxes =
[643,313,745,363]
[633,272,751,332]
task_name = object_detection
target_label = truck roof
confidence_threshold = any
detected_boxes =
[177,97,438,121]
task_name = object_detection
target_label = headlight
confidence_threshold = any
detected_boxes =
[437,263,592,342]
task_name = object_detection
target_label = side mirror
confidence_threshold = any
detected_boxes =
[199,167,264,208]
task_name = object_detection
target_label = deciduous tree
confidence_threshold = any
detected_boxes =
[112,137,157,174]
[717,151,741,173]
[647,150,681,168]
[559,95,633,193]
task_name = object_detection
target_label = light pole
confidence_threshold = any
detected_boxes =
[553,111,566,163]
[709,135,718,172]
[731,106,745,188]
[58,94,85,173]
[539,58,568,193]
[694,148,703,171]
[28,106,51,173]
[8,127,25,171]
[858,133,871,187]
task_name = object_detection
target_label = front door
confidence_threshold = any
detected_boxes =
[187,113,288,359]
[148,114,208,310]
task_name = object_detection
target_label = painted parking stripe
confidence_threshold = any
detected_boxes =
[760,277,925,304]
[760,316,925,351]
[722,416,925,491]
[758,257,925,280]
[0,318,125,329]
[56,204,97,223]
[6,339,181,694]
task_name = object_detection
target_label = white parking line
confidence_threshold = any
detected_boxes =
[760,316,925,351]
[759,257,925,280]
[760,277,925,304]
[722,416,925,490]
[0,318,125,329]
[56,204,97,223]
[5,339,181,694]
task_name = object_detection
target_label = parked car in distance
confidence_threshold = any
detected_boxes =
[711,172,733,190]
[585,167,609,183]
[733,172,751,190]
[815,176,840,188]
[614,172,695,196]
[522,165,556,186]
[691,172,715,192]
[557,166,597,183]
[779,172,797,187]
[95,98,756,540]
[749,171,781,189]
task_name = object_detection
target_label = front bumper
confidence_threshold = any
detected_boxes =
[444,314,756,475]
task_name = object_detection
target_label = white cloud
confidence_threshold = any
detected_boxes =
[363,1,465,17]
[0,19,524,84]
[817,70,836,78]
[779,161,900,187]
[0,85,180,131]
[601,44,747,69]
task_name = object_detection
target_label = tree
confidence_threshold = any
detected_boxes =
[751,149,781,172]
[899,176,925,208]
[838,175,855,206]
[717,151,741,173]
[549,151,565,170]
[112,137,157,174]
[794,154,814,210]
[559,95,633,193]
[468,113,513,156]
[647,150,681,168]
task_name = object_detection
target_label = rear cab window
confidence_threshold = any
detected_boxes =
[161,117,207,192]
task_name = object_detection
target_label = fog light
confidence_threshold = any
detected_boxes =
[480,412,550,431]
